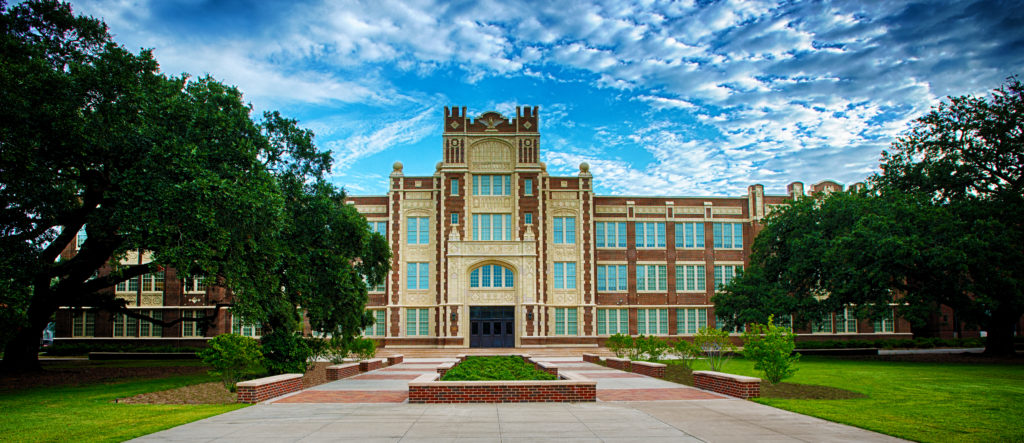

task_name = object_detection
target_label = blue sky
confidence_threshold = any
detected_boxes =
[70,0,1024,196]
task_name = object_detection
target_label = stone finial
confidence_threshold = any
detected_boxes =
[393,161,403,172]
[539,161,547,172]
[578,162,591,178]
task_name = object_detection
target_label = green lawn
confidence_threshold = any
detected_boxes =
[0,371,245,442]
[687,356,1024,442]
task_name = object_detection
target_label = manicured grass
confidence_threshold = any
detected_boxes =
[675,356,1024,442]
[0,372,245,442]
[441,356,557,381]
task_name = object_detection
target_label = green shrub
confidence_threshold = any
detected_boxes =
[197,334,263,390]
[44,343,196,356]
[693,327,736,371]
[441,356,556,381]
[742,315,800,384]
[260,330,312,374]
[672,339,701,370]
[605,333,633,358]
[348,336,377,360]
[635,335,670,362]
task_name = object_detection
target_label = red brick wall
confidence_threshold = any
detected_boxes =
[605,357,631,371]
[630,361,666,378]
[409,383,595,403]
[236,374,303,403]
[693,371,760,399]
[326,363,360,381]
[359,359,384,372]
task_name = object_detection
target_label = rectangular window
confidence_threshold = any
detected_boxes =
[368,221,387,237]
[140,272,164,292]
[473,175,511,196]
[554,308,577,335]
[407,217,429,245]
[713,223,744,249]
[181,310,202,337]
[406,308,429,336]
[524,178,533,195]
[716,314,745,333]
[837,307,858,333]
[76,226,87,248]
[553,262,577,289]
[112,313,138,337]
[451,213,459,225]
[635,222,666,248]
[637,308,669,335]
[71,312,96,337]
[451,178,459,196]
[407,262,429,290]
[812,313,834,334]
[636,265,667,291]
[596,265,628,291]
[183,276,206,293]
[675,222,705,248]
[232,315,263,338]
[364,310,386,336]
[472,214,512,241]
[874,309,894,333]
[525,213,533,225]
[675,265,706,292]
[138,310,162,337]
[595,222,626,248]
[713,265,743,290]
[553,217,576,244]
[597,308,628,335]
[676,308,708,335]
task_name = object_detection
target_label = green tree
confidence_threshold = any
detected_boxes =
[742,315,799,384]
[693,327,736,371]
[198,334,263,390]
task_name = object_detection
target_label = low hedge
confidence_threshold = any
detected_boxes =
[43,343,200,356]
[796,337,985,350]
[441,356,557,381]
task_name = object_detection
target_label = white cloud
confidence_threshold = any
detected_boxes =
[326,108,435,170]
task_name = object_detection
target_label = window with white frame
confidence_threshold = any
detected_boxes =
[71,311,95,337]
[76,226,87,248]
[232,315,263,338]
[635,222,666,248]
[112,313,138,337]
[470,264,514,288]
[595,222,626,248]
[140,272,164,292]
[637,308,668,335]
[597,265,628,291]
[636,265,667,291]
[553,262,577,289]
[524,178,533,195]
[406,308,429,336]
[553,217,576,244]
[837,307,858,333]
[713,265,743,290]
[116,276,140,293]
[181,310,203,337]
[473,175,511,196]
[873,309,894,333]
[676,308,707,334]
[675,222,704,248]
[473,214,512,241]
[675,265,706,292]
[368,221,387,237]
[407,217,430,244]
[811,313,833,333]
[365,310,386,336]
[183,276,206,293]
[775,314,794,330]
[138,310,162,337]
[713,223,743,249]
[451,178,459,195]
[407,262,430,290]
[554,308,577,335]
[597,308,628,335]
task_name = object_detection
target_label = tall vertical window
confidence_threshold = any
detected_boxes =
[473,175,511,196]
[71,312,95,337]
[524,178,533,195]
[365,310,386,336]
[675,265,706,292]
[451,213,459,225]
[76,226,87,248]
[473,214,512,241]
[713,223,743,249]
[553,217,576,244]
[407,262,430,290]
[595,222,626,248]
[676,308,707,334]
[116,276,140,293]
[636,265,667,291]
[637,308,668,335]
[139,310,162,337]
[112,313,138,337]
[812,314,833,333]
[407,217,429,244]
[837,307,858,333]
[635,222,666,248]
[470,265,514,288]
[597,308,628,335]
[140,272,164,292]
[369,221,387,237]
[596,265,628,291]
[873,309,894,333]
[451,178,459,195]
[713,265,743,290]
[554,308,577,335]
[232,315,263,338]
[553,262,577,289]
[524,213,533,224]
[406,308,429,336]
[181,310,202,337]
[183,276,206,293]
[675,222,704,248]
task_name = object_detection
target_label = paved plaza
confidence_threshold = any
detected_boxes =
[133,356,906,442]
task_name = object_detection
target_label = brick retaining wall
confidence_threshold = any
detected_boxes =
[693,371,761,399]
[605,357,631,371]
[359,358,384,372]
[326,363,360,381]
[408,372,597,403]
[582,353,601,364]
[387,354,404,365]
[630,360,666,378]
[236,374,303,403]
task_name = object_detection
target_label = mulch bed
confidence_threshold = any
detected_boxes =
[113,361,334,404]
[663,363,866,400]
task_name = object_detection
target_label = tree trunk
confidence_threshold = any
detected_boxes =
[1,323,45,373]
[983,311,1019,356]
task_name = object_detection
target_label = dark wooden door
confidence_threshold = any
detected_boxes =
[469,306,514,348]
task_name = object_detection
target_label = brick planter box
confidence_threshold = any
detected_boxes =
[436,361,456,377]
[408,372,596,403]
[693,371,761,399]
[582,353,602,364]
[326,363,360,381]
[387,354,404,365]
[236,374,303,403]
[630,360,666,378]
[359,358,384,372]
[605,357,631,371]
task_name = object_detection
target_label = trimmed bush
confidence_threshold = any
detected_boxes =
[198,334,263,390]
[441,356,556,381]
[743,315,800,384]
[605,333,632,358]
[635,335,671,362]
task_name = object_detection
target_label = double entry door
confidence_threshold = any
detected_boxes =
[469,306,514,348]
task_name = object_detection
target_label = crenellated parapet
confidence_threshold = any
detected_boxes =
[443,106,539,134]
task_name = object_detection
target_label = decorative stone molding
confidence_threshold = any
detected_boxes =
[595,206,626,213]
[355,205,387,214]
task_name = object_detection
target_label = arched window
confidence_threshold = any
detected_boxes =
[470,264,514,288]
